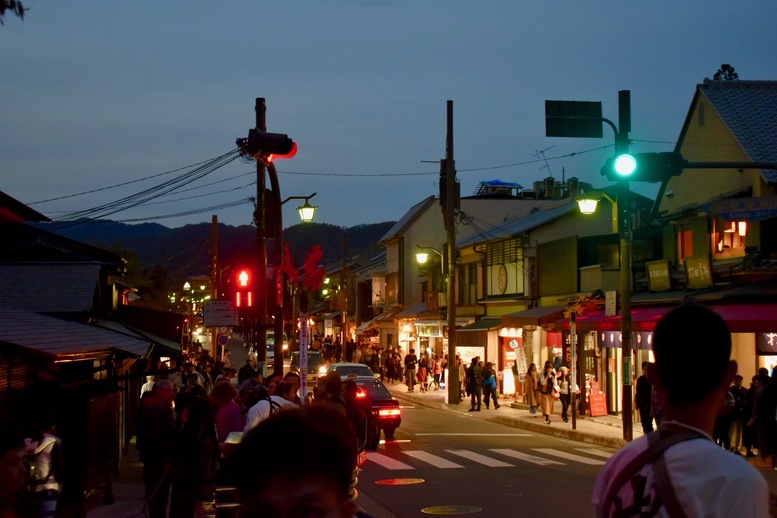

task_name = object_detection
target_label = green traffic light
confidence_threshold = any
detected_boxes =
[614,153,637,176]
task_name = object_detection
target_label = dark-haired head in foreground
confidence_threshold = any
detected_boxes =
[234,406,359,518]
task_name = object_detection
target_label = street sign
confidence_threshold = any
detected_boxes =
[203,300,239,327]
[709,196,777,221]
[545,100,603,138]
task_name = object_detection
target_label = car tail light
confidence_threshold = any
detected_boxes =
[356,390,367,399]
[378,408,400,417]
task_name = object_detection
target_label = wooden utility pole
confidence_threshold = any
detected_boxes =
[445,100,460,405]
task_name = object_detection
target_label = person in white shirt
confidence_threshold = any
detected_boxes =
[243,381,297,434]
[592,303,769,517]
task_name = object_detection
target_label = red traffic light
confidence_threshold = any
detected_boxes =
[244,129,297,162]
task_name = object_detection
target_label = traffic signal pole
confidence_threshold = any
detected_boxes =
[255,98,269,375]
[617,90,633,442]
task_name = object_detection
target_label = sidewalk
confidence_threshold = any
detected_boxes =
[385,380,641,449]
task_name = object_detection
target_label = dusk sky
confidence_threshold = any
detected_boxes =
[3,2,776,229]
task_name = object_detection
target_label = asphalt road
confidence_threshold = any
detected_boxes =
[356,399,608,517]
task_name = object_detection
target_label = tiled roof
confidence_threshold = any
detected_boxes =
[457,203,577,248]
[0,262,100,313]
[0,306,151,358]
[700,79,777,184]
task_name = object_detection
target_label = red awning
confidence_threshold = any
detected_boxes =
[555,306,671,332]
[555,303,777,334]
[708,303,777,333]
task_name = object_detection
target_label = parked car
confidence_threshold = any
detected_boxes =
[327,362,377,378]
[290,350,327,384]
[266,331,289,368]
[351,376,401,449]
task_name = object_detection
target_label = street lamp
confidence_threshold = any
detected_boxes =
[283,193,317,223]
[577,186,634,441]
[415,245,444,272]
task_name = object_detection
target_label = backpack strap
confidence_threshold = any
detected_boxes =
[599,430,704,517]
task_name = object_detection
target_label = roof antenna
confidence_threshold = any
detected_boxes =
[533,146,555,178]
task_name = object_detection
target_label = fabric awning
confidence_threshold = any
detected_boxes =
[554,306,671,332]
[555,303,777,334]
[458,317,504,332]
[709,303,777,333]
[355,308,400,334]
[502,305,566,328]
[395,303,428,319]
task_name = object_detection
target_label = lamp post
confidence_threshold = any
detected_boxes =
[576,187,634,441]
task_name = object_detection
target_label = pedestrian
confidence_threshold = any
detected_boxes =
[483,362,500,409]
[743,375,758,457]
[539,361,555,424]
[24,414,63,518]
[404,349,418,392]
[243,381,298,434]
[432,354,442,391]
[728,374,746,454]
[466,357,483,412]
[137,379,177,518]
[457,356,467,400]
[417,353,429,392]
[523,363,540,417]
[592,303,769,517]
[170,378,241,516]
[511,361,520,402]
[557,367,571,423]
[635,361,653,433]
[713,388,735,450]
[747,372,777,467]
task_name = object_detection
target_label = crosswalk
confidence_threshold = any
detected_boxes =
[364,446,612,471]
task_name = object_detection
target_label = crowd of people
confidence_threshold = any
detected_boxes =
[134,342,382,518]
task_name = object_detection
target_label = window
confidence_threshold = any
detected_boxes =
[711,218,747,257]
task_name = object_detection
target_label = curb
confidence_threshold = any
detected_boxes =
[391,389,630,449]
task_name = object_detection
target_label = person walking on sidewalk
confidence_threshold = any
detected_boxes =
[404,349,418,392]
[523,363,540,417]
[592,303,769,517]
[483,362,500,409]
[539,361,555,424]
[635,361,654,433]
[466,357,483,412]
[557,367,571,423]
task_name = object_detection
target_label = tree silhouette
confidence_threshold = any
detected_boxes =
[713,64,739,81]
[0,0,26,24]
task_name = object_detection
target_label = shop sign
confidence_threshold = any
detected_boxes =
[685,256,712,289]
[646,259,671,292]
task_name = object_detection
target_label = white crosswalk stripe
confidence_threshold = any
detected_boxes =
[446,449,514,467]
[575,448,614,459]
[490,448,564,466]
[402,450,465,469]
[365,452,415,470]
[532,448,606,465]
[364,447,607,470]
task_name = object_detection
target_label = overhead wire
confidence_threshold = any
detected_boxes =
[35,139,658,225]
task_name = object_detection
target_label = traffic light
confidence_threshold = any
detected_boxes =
[235,268,253,308]
[243,129,298,161]
[601,152,685,183]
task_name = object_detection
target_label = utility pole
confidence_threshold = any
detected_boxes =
[341,232,348,346]
[444,100,460,405]
[211,215,219,358]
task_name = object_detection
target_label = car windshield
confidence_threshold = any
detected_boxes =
[355,379,391,399]
[331,364,373,376]
[292,352,323,366]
